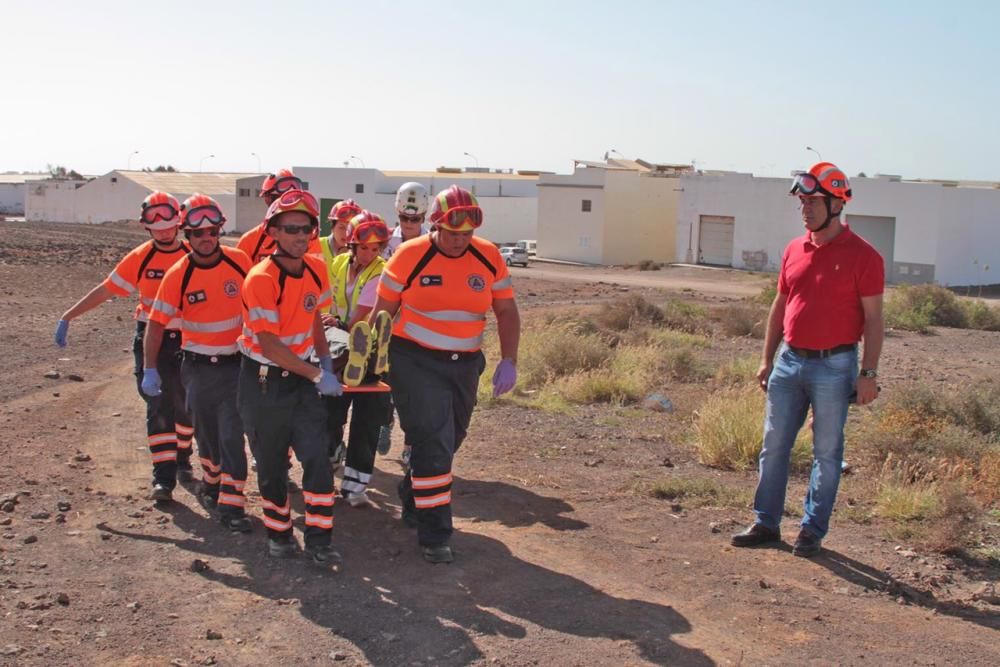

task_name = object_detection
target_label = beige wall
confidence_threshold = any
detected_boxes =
[601,171,679,265]
[235,175,267,233]
[537,184,606,263]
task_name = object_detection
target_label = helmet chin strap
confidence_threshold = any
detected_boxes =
[814,196,840,233]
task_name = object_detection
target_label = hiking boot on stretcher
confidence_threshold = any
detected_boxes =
[343,321,372,387]
[373,310,392,376]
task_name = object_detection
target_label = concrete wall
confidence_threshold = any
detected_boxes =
[601,171,679,265]
[537,173,607,264]
[0,183,26,215]
[235,175,267,233]
[934,186,1000,286]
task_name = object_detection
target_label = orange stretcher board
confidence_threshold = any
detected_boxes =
[342,380,391,393]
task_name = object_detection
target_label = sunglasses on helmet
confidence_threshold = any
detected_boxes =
[351,224,390,244]
[439,207,483,230]
[185,205,225,228]
[399,213,423,224]
[141,203,179,225]
[275,189,320,216]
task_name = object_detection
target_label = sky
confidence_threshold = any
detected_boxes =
[3,0,999,181]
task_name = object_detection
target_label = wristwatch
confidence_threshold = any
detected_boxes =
[859,368,878,378]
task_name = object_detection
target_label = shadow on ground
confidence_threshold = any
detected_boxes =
[100,473,710,666]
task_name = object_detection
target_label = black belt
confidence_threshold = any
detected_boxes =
[240,354,316,379]
[391,336,481,363]
[183,351,240,365]
[787,343,856,359]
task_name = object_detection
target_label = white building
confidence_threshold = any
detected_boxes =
[677,171,1000,286]
[536,159,691,264]
[27,170,255,232]
[0,173,51,216]
[235,166,541,244]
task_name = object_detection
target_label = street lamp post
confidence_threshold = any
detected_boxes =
[200,154,215,172]
[806,146,823,162]
[463,151,479,169]
[250,152,261,172]
[350,155,366,168]
[127,150,139,170]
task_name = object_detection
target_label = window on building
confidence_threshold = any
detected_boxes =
[238,188,251,197]
[110,177,117,183]
[355,183,364,194]
[301,181,309,190]
[581,199,591,212]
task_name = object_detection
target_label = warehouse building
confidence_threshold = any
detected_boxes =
[0,173,51,216]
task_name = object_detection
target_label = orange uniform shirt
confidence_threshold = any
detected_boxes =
[239,254,332,366]
[102,240,191,327]
[377,235,514,352]
[237,222,321,264]
[148,247,253,356]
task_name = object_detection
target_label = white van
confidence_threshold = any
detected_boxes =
[517,239,537,257]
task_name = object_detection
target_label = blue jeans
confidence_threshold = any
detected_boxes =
[753,343,857,538]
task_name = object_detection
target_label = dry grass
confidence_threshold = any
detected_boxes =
[693,384,811,472]
[850,382,1000,552]
[660,299,711,334]
[714,355,759,386]
[715,302,767,338]
[648,476,752,509]
[596,294,663,331]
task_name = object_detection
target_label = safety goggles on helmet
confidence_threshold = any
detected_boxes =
[276,189,320,217]
[184,205,225,228]
[272,175,303,195]
[789,173,828,198]
[438,207,483,231]
[351,224,390,244]
[140,203,179,225]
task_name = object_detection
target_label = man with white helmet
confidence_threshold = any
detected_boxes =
[383,182,430,260]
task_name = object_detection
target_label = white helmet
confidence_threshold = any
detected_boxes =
[394,182,429,217]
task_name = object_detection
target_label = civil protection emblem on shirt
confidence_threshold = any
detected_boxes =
[303,292,318,312]
[467,274,486,292]
[223,279,239,298]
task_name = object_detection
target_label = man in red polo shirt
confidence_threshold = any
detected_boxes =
[732,161,884,557]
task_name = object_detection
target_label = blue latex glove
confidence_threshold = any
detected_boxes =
[492,359,517,397]
[141,368,162,397]
[55,319,70,348]
[319,355,333,373]
[315,369,344,397]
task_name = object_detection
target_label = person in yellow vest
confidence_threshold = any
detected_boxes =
[323,210,393,508]
[319,199,360,276]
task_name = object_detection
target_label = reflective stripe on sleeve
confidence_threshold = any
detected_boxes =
[151,299,178,317]
[492,276,512,290]
[247,307,279,323]
[108,271,136,293]
[380,273,404,293]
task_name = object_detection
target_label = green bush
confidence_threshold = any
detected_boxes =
[883,284,1000,331]
[661,299,710,334]
[596,294,664,331]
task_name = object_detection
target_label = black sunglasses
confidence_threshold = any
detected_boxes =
[278,223,316,235]
[189,227,220,238]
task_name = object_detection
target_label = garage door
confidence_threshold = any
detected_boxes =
[699,215,734,267]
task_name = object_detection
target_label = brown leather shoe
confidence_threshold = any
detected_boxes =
[792,529,822,557]
[731,523,781,547]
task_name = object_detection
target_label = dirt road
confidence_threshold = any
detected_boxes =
[1,221,998,666]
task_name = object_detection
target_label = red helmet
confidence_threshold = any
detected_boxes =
[790,162,852,202]
[428,185,483,231]
[259,168,303,199]
[139,191,181,230]
[264,189,320,228]
[328,198,362,223]
[346,211,390,245]
[180,193,226,229]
